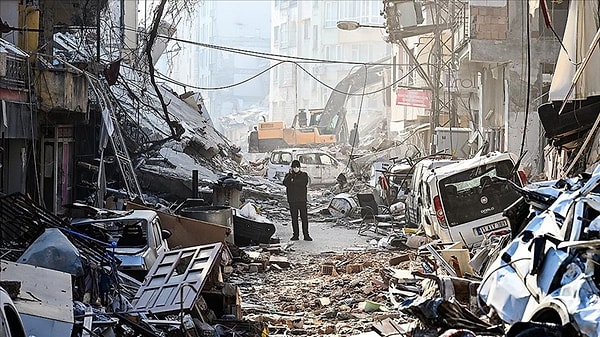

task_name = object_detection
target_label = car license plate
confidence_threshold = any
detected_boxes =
[474,220,508,235]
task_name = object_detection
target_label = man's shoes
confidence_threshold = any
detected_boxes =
[290,236,299,241]
[304,236,313,241]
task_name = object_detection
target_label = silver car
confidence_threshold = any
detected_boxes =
[71,209,171,280]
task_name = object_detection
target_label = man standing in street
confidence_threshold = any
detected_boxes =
[283,160,312,241]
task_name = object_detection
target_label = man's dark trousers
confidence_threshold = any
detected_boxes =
[290,201,309,238]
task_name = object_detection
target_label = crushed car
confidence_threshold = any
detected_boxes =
[479,166,600,337]
[408,152,525,246]
[70,208,172,280]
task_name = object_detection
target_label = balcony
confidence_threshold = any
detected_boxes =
[34,68,88,118]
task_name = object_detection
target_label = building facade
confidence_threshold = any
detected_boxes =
[386,0,566,173]
[269,0,392,129]
[158,0,272,132]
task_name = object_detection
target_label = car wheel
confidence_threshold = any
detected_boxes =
[507,322,564,337]
[512,327,562,337]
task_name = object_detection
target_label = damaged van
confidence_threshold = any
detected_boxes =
[479,166,600,337]
[71,209,172,280]
[266,148,343,185]
[416,152,525,246]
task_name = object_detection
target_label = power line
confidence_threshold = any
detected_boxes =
[117,25,395,66]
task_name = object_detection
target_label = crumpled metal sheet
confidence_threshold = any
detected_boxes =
[399,297,501,333]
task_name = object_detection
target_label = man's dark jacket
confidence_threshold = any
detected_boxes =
[283,171,308,203]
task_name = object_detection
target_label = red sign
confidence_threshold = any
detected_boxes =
[395,88,432,109]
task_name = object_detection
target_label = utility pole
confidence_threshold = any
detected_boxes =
[383,0,465,155]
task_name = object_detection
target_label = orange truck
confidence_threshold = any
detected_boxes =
[248,60,389,153]
[249,110,337,153]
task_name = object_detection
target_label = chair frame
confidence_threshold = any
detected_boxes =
[356,193,397,235]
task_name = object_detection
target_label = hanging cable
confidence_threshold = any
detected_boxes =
[539,0,579,66]
[519,5,532,158]
[345,64,369,173]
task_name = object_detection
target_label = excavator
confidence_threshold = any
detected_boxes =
[248,61,388,153]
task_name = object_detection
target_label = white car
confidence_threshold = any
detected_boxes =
[0,286,26,337]
[71,209,172,280]
[266,148,344,185]
[407,152,525,246]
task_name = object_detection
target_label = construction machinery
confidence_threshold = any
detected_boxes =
[248,61,387,153]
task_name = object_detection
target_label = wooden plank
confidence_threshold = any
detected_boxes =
[372,318,406,336]
[128,202,229,247]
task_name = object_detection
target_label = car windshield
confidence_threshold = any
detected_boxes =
[271,152,292,165]
[75,219,148,247]
[439,159,521,226]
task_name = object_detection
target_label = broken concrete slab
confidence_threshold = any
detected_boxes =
[127,202,230,247]
[1,260,74,337]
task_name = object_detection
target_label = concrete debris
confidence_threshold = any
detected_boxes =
[5,143,589,337]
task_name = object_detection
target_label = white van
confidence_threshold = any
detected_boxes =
[266,148,344,185]
[418,152,525,246]
[405,158,460,228]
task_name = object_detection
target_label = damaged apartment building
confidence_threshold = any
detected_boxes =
[0,0,242,214]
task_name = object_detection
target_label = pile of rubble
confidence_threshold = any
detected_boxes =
[226,233,509,337]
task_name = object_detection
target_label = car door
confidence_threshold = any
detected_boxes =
[318,153,338,184]
[406,164,423,226]
[298,153,322,185]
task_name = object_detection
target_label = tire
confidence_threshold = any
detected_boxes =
[507,322,564,337]
[512,327,562,337]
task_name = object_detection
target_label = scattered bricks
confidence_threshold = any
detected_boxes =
[318,297,331,306]
[323,325,335,334]
[269,255,290,269]
[389,253,411,266]
[248,263,262,273]
[345,263,364,274]
[321,263,335,275]
[223,265,234,274]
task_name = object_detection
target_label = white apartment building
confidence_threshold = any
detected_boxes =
[269,0,392,128]
[157,1,272,132]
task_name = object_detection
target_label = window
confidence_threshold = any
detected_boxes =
[273,26,280,45]
[273,66,279,85]
[289,22,297,47]
[299,153,319,165]
[351,45,360,61]
[440,160,520,226]
[324,2,339,28]
[324,45,332,59]
[539,0,569,39]
[280,23,289,47]
[152,217,162,247]
[304,19,311,39]
[271,152,292,165]
[319,154,335,165]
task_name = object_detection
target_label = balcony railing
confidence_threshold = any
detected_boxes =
[0,55,28,87]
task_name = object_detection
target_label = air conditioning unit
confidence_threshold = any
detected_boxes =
[0,48,7,77]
